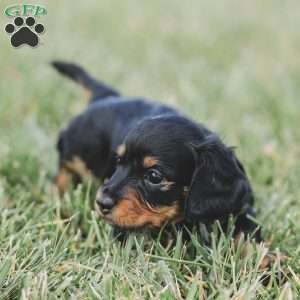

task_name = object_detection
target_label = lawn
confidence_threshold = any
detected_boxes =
[0,0,300,299]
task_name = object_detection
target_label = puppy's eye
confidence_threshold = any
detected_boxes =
[145,169,163,184]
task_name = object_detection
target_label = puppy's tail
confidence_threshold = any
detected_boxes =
[51,61,120,101]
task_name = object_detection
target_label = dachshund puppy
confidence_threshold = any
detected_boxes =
[53,61,260,241]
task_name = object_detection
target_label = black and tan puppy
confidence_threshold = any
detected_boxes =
[53,61,260,241]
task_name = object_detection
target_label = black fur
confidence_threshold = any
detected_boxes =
[53,61,261,241]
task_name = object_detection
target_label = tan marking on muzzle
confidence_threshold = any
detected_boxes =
[101,189,183,228]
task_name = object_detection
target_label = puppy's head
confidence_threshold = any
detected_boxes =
[96,115,253,230]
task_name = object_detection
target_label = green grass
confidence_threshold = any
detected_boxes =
[1,0,300,298]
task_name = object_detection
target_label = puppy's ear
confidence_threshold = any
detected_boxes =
[185,136,254,223]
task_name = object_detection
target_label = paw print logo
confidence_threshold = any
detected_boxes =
[5,16,45,48]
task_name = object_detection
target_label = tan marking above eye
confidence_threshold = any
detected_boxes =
[116,144,126,157]
[143,156,158,168]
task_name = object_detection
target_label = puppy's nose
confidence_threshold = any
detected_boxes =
[96,196,114,214]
